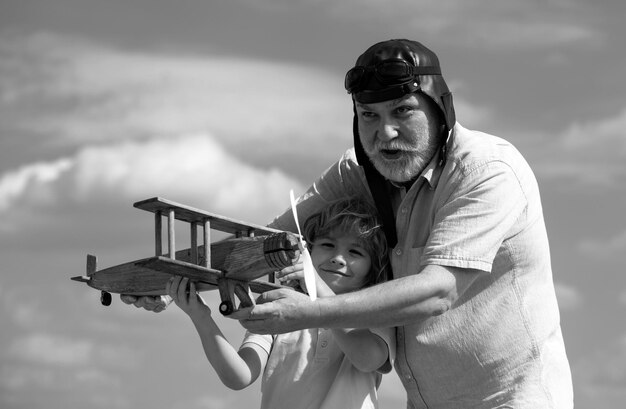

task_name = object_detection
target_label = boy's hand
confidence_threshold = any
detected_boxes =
[275,255,305,288]
[166,276,211,320]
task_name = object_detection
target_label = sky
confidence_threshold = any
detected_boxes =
[1,0,625,408]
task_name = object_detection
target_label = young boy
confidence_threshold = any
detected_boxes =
[166,197,394,409]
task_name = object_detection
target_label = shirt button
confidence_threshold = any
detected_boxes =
[401,207,408,214]
[320,341,328,348]
[405,373,412,380]
[395,249,402,256]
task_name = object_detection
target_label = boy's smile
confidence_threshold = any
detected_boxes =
[310,230,372,294]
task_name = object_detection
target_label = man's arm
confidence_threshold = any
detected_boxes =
[277,260,391,372]
[235,264,485,334]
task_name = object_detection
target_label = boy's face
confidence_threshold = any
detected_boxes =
[310,229,372,294]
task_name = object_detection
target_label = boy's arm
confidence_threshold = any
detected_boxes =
[190,309,268,390]
[311,279,390,373]
[168,277,268,390]
[275,265,390,372]
[330,328,390,373]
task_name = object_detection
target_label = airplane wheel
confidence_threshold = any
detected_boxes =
[101,291,112,306]
[219,300,234,316]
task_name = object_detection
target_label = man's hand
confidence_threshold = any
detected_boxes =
[228,289,320,334]
[120,294,172,313]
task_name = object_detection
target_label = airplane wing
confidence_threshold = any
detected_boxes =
[71,197,300,314]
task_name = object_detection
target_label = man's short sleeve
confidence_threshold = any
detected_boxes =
[269,148,370,232]
[423,160,528,272]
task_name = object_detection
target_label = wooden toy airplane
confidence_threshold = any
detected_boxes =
[71,197,300,315]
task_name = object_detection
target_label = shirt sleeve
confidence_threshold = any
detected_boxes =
[268,149,371,233]
[240,331,274,354]
[369,326,396,374]
[423,160,528,272]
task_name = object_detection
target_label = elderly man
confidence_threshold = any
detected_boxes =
[125,39,573,408]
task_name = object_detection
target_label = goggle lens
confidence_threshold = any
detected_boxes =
[377,60,413,82]
[344,59,440,94]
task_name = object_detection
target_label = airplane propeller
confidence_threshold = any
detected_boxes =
[290,190,317,301]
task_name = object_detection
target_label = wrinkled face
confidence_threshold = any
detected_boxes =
[310,229,372,294]
[356,93,441,183]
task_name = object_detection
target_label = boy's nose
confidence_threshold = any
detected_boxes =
[331,254,346,266]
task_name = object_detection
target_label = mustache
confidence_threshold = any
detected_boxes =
[365,141,417,153]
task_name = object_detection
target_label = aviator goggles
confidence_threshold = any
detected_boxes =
[344,58,441,94]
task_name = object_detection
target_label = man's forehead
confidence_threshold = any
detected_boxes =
[355,94,420,109]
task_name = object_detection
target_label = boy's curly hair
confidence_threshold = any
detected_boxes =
[302,197,390,287]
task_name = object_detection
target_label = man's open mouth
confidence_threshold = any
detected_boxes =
[380,149,402,159]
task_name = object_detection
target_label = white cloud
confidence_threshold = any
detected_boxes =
[531,107,626,188]
[0,363,128,408]
[9,333,93,366]
[0,32,347,147]
[69,133,304,215]
[554,282,583,311]
[573,335,626,402]
[0,159,72,212]
[7,332,141,371]
[446,80,494,129]
[327,0,600,48]
[579,229,626,260]
[559,107,626,154]
[0,133,304,231]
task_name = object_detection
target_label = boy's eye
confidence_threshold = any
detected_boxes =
[314,240,334,248]
[349,249,365,257]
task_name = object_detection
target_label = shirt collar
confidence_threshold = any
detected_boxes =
[421,151,443,189]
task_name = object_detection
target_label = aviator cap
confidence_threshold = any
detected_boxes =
[345,39,455,130]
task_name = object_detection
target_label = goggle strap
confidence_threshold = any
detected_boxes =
[345,65,442,93]
[409,66,442,75]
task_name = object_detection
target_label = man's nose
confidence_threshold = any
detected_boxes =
[378,120,399,141]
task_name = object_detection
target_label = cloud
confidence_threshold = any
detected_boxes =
[0,31,347,147]
[6,331,139,370]
[531,107,626,189]
[0,159,72,212]
[327,0,600,48]
[446,80,494,129]
[0,133,304,232]
[0,356,132,409]
[578,229,626,260]
[554,282,583,311]
[9,333,93,366]
[573,334,626,403]
[1,331,139,405]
